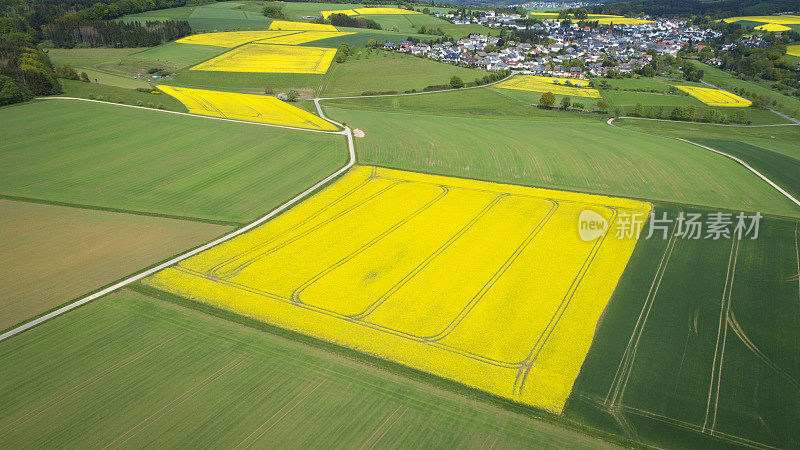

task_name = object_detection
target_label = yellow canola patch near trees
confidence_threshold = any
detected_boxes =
[191,43,337,74]
[268,20,339,31]
[675,85,752,107]
[321,7,419,18]
[497,75,602,98]
[321,9,358,18]
[144,166,651,413]
[156,85,338,130]
[721,15,800,25]
[788,45,800,57]
[754,23,791,31]
[176,30,296,47]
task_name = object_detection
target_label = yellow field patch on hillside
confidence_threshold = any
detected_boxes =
[321,9,358,18]
[353,7,421,15]
[722,15,800,25]
[755,23,791,31]
[497,75,601,98]
[157,85,337,130]
[675,85,752,107]
[191,43,336,74]
[528,12,651,24]
[144,166,650,413]
[268,20,339,31]
[256,30,353,45]
[176,31,296,47]
[786,45,800,57]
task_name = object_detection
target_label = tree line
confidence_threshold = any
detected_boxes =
[43,18,190,48]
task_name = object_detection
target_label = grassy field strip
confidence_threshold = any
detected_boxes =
[0,101,355,343]
[606,117,800,210]
[671,138,800,209]
[608,116,799,127]
[38,97,343,134]
[315,73,514,100]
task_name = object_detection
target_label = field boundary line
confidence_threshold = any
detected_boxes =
[607,116,798,127]
[609,119,799,210]
[314,73,514,101]
[0,194,245,227]
[0,104,356,343]
[35,97,346,134]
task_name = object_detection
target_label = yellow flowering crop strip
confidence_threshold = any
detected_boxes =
[755,23,791,32]
[528,12,651,24]
[322,7,420,18]
[176,31,297,48]
[157,85,337,130]
[144,166,650,413]
[675,85,752,107]
[497,75,602,98]
[256,31,354,46]
[268,20,339,31]
[353,7,421,15]
[788,45,800,57]
[321,9,358,18]
[721,15,800,25]
[191,43,337,74]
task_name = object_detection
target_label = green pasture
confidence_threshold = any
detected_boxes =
[568,206,800,448]
[0,288,616,448]
[0,100,348,223]
[321,102,799,217]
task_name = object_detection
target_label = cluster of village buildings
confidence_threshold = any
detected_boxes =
[382,13,722,77]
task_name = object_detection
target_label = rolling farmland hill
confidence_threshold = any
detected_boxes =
[0,100,347,223]
[321,103,799,217]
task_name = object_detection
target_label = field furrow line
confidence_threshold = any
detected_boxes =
[105,353,250,448]
[0,330,182,437]
[235,378,326,449]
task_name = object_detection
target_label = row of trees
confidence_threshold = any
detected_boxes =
[43,19,190,48]
[321,13,381,30]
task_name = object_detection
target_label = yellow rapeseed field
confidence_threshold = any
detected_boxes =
[268,20,339,31]
[528,12,651,25]
[157,85,337,130]
[754,23,791,32]
[256,30,353,45]
[353,7,421,15]
[321,9,358,18]
[721,15,800,25]
[322,7,419,18]
[176,31,296,47]
[144,166,650,413]
[786,44,800,57]
[675,85,752,107]
[497,75,602,98]
[191,43,337,74]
